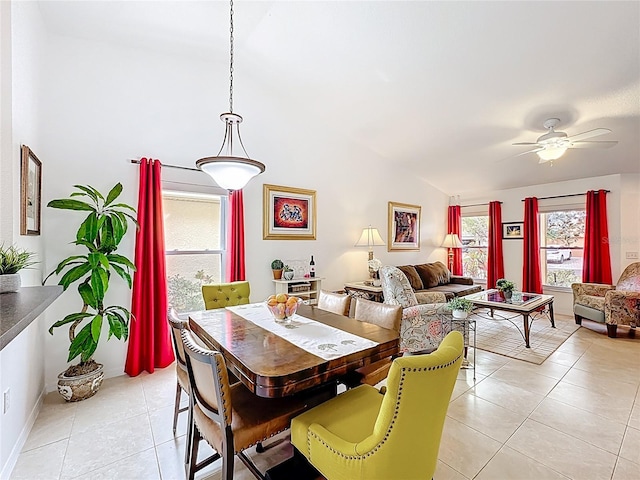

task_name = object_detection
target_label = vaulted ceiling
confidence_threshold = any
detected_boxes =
[36,1,640,194]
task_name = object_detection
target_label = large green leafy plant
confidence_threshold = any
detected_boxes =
[45,184,137,371]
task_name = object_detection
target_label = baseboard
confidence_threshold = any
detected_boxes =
[0,386,45,480]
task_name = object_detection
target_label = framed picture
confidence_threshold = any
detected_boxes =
[388,201,421,251]
[503,222,524,239]
[20,145,42,236]
[263,184,316,240]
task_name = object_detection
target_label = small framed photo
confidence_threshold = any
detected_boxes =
[388,201,421,251]
[503,222,524,239]
[263,184,316,240]
[20,145,42,236]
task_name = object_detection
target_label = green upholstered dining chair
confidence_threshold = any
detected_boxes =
[201,281,251,310]
[291,330,463,480]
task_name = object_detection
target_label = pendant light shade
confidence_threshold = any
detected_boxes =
[196,1,265,191]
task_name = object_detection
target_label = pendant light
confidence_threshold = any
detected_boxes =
[196,0,265,191]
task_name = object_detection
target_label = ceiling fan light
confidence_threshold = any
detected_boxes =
[537,146,567,162]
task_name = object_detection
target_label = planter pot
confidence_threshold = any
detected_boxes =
[0,273,21,293]
[283,271,294,280]
[57,363,104,402]
[272,269,283,280]
[452,309,468,320]
[503,290,513,300]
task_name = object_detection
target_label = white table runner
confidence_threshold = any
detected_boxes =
[226,303,378,360]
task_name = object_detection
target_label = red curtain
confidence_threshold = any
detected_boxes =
[125,158,174,376]
[487,201,504,289]
[522,197,542,293]
[447,205,463,275]
[583,190,612,284]
[226,189,246,282]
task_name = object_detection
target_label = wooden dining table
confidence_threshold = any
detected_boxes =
[188,303,399,398]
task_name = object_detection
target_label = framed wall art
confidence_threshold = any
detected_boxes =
[502,222,524,239]
[263,184,316,240]
[20,145,42,236]
[388,201,421,251]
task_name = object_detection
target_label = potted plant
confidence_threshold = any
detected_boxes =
[447,297,474,319]
[0,244,38,293]
[496,278,516,300]
[283,264,294,280]
[271,259,284,279]
[44,183,137,402]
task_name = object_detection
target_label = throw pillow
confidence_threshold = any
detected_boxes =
[415,263,440,288]
[432,261,451,285]
[397,265,424,291]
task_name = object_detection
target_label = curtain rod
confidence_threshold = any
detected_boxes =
[521,190,610,202]
[129,159,201,173]
[460,201,502,208]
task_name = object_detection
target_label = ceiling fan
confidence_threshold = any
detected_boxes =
[513,118,618,163]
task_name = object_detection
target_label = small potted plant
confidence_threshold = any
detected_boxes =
[447,297,474,319]
[271,259,284,279]
[283,264,294,280]
[496,278,516,300]
[0,244,38,293]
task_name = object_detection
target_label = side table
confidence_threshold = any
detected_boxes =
[344,282,384,303]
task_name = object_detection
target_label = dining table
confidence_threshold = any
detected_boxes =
[188,302,400,399]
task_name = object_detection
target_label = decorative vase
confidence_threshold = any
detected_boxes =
[0,273,21,293]
[452,309,468,320]
[503,290,512,300]
[57,363,104,402]
[283,271,294,280]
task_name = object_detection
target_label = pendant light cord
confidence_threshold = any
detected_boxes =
[229,0,234,113]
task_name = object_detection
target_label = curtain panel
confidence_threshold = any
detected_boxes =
[522,197,542,293]
[583,190,613,284]
[487,201,504,289]
[125,158,174,376]
[226,189,246,282]
[447,205,463,275]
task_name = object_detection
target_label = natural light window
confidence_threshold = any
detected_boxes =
[163,191,226,312]
[461,216,489,280]
[540,210,585,288]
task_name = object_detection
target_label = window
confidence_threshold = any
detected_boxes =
[163,191,226,312]
[461,216,489,280]
[540,210,585,288]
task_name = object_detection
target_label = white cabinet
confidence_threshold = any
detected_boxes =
[273,278,323,305]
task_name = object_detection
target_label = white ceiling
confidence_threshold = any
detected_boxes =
[36,1,640,195]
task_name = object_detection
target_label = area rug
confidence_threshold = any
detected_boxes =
[474,311,579,364]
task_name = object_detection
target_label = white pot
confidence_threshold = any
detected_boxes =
[452,309,468,320]
[0,273,21,293]
[283,271,294,280]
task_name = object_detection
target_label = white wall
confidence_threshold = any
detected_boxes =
[0,1,47,476]
[457,173,637,315]
[38,31,448,389]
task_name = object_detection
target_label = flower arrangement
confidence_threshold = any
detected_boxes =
[496,278,515,293]
[447,297,474,313]
[368,258,382,272]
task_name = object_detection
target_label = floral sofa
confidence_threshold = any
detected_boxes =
[380,265,468,353]
[571,262,640,337]
[396,261,481,301]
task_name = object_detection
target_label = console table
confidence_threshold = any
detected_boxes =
[344,282,384,303]
[273,278,323,305]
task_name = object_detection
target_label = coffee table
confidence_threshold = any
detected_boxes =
[465,289,555,348]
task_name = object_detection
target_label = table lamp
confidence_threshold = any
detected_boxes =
[355,225,386,281]
[440,233,463,273]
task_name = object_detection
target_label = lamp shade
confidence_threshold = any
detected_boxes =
[440,233,463,249]
[355,226,386,247]
[196,157,265,191]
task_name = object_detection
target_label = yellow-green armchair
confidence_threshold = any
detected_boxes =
[201,281,250,310]
[291,331,463,480]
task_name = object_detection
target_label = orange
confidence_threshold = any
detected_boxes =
[275,293,288,303]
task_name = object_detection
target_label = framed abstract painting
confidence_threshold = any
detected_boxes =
[20,145,42,236]
[263,184,316,240]
[388,201,421,251]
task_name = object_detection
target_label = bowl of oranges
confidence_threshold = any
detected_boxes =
[266,293,301,322]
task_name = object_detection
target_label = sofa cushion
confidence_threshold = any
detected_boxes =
[418,283,482,300]
[397,265,424,291]
[415,262,450,288]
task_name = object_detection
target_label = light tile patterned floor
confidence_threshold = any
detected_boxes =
[9,321,640,480]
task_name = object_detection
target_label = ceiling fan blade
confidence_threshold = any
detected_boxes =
[512,142,539,146]
[566,128,611,142]
[569,141,618,149]
[514,147,543,157]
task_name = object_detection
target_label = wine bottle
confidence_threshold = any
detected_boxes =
[309,255,315,278]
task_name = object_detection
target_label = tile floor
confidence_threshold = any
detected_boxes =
[9,321,640,480]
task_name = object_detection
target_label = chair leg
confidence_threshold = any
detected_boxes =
[222,430,236,480]
[187,425,200,480]
[606,323,617,338]
[574,315,582,325]
[173,381,182,435]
